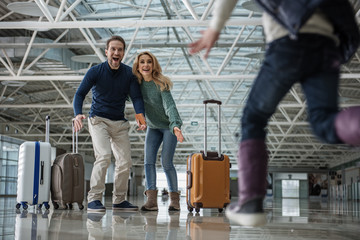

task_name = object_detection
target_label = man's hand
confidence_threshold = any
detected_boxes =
[188,28,220,58]
[174,127,184,143]
[73,114,86,132]
[135,113,147,131]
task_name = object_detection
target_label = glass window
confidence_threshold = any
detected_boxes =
[0,135,23,196]
[282,180,299,198]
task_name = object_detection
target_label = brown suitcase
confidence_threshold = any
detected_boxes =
[51,121,84,210]
[186,100,231,213]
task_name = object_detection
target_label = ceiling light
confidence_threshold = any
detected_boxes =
[0,96,14,102]
[1,81,27,87]
[243,52,265,59]
[7,2,58,17]
[71,55,102,63]
[241,0,263,13]
[2,69,35,75]
[136,49,151,53]
[23,22,51,31]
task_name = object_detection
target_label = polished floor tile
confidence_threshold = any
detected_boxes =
[1,196,360,239]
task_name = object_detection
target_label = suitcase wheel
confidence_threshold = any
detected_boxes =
[78,204,84,210]
[53,202,59,209]
[187,206,193,212]
[21,202,28,210]
[16,203,21,209]
[37,204,42,210]
[218,208,223,213]
[195,207,200,213]
[68,203,73,210]
[44,202,50,210]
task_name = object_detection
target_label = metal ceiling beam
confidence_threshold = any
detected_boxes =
[0,56,16,76]
[217,26,245,75]
[24,29,69,71]
[182,0,199,20]
[1,49,14,71]
[1,74,358,81]
[0,41,264,49]
[34,0,54,23]
[2,103,359,109]
[0,121,311,126]
[123,0,152,61]
[0,18,262,29]
[57,0,82,22]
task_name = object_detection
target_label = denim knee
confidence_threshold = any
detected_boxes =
[162,162,175,172]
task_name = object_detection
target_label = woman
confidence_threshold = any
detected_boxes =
[133,51,184,211]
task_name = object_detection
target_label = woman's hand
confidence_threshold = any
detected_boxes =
[174,127,184,143]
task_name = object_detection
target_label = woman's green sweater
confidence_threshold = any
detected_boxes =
[140,80,182,134]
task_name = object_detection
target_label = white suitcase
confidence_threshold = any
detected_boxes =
[16,116,52,210]
[15,210,49,240]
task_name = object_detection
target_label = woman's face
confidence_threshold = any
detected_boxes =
[138,54,153,78]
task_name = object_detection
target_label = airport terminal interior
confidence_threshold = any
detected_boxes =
[1,0,360,239]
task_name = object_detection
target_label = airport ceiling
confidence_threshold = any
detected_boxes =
[1,0,360,169]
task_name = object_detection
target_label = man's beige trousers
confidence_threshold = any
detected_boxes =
[87,116,132,204]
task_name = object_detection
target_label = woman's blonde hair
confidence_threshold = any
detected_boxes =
[133,51,173,91]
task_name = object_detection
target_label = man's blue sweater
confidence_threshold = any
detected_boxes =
[73,61,145,121]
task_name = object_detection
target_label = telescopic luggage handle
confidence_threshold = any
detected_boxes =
[203,99,222,158]
[72,119,78,154]
[203,99,222,105]
[45,115,50,143]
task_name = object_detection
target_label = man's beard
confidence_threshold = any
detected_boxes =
[109,59,121,69]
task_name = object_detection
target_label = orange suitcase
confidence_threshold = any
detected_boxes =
[186,100,231,213]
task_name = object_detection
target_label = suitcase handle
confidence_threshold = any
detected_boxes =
[40,161,44,185]
[203,99,222,105]
[203,99,222,158]
[201,151,224,161]
[72,119,78,154]
[45,115,50,143]
[186,170,192,189]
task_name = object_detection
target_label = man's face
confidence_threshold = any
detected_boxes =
[105,40,124,69]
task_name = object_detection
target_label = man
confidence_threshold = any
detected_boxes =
[189,0,360,226]
[73,35,146,212]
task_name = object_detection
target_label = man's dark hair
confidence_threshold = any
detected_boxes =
[106,36,126,50]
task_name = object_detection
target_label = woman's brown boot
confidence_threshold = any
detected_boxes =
[141,190,158,211]
[168,192,180,211]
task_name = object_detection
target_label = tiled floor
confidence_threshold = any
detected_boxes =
[1,196,360,239]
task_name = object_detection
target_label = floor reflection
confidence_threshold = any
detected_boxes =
[1,196,360,240]
[14,209,50,240]
[186,212,231,240]
[270,198,309,223]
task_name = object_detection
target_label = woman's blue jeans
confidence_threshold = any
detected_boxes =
[241,34,342,144]
[144,127,178,192]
